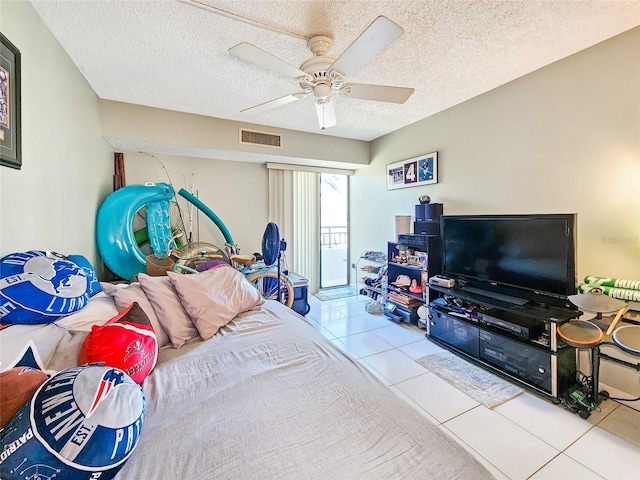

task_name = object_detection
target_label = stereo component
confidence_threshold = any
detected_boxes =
[477,311,545,340]
[413,220,440,235]
[397,234,437,247]
[429,275,455,288]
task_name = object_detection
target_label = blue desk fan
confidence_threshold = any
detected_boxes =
[261,222,287,302]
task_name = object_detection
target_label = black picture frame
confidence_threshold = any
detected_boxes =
[0,32,22,170]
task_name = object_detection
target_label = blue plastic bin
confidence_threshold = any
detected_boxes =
[288,272,310,316]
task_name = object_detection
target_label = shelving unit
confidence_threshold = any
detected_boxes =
[356,251,387,302]
[384,236,441,324]
[426,284,578,400]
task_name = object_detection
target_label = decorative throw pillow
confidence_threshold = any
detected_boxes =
[167,268,264,340]
[78,302,158,384]
[0,365,145,480]
[66,254,102,297]
[196,259,231,272]
[0,342,50,425]
[137,274,199,348]
[0,367,48,429]
[99,282,170,348]
[1,340,47,372]
[0,326,79,375]
[54,291,120,332]
[0,251,94,324]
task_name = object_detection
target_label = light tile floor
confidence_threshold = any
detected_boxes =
[306,293,640,480]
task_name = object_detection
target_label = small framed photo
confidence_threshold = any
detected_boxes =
[416,252,428,267]
[387,152,437,190]
[0,33,21,170]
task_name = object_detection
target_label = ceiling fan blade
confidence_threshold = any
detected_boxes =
[316,100,336,131]
[344,83,414,104]
[241,93,305,115]
[330,16,404,77]
[229,42,307,79]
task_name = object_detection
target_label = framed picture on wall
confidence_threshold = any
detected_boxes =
[0,33,22,170]
[386,152,437,190]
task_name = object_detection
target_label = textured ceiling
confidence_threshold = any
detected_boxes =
[31,0,639,142]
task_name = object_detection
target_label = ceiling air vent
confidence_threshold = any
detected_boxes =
[239,129,282,148]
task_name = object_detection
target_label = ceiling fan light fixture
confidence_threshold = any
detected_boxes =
[313,81,332,99]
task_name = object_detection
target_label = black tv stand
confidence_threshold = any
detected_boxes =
[427,284,578,401]
[459,286,529,306]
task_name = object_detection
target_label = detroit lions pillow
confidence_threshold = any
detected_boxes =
[0,365,145,479]
[66,254,101,297]
[0,251,97,324]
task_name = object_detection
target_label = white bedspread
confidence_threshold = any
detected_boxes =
[116,301,493,479]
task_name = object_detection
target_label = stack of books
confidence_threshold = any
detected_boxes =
[388,292,423,308]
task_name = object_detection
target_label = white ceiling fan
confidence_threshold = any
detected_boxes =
[229,16,414,131]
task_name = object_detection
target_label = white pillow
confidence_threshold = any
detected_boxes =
[167,268,264,340]
[54,291,119,332]
[137,274,199,348]
[99,282,171,348]
[0,325,80,375]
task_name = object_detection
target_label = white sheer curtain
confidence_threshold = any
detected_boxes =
[267,167,320,293]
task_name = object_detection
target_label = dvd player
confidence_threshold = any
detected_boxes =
[477,310,544,340]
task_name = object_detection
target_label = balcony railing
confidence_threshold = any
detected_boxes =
[321,226,348,249]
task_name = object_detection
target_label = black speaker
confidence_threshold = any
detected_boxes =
[414,221,440,235]
[415,203,443,221]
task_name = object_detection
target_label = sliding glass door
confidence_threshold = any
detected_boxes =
[320,173,349,288]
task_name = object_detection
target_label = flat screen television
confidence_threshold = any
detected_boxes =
[440,214,577,308]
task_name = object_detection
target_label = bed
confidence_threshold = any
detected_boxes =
[0,265,493,479]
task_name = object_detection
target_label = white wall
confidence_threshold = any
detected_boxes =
[351,27,640,284]
[123,152,269,256]
[350,27,639,396]
[99,100,370,169]
[0,1,113,270]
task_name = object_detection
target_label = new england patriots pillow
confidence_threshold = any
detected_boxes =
[0,365,145,480]
[0,251,99,324]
